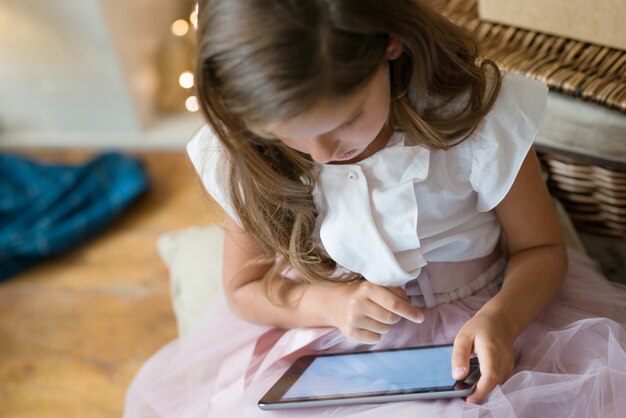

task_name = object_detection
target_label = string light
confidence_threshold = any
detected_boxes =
[171,19,189,37]
[185,96,199,112]
[190,3,199,30]
[186,4,200,112]
[179,71,194,89]
[161,3,199,112]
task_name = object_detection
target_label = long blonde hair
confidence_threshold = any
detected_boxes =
[195,0,501,298]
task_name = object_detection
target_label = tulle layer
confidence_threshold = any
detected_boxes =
[124,249,626,417]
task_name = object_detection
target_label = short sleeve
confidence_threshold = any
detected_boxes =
[186,124,241,225]
[469,72,549,212]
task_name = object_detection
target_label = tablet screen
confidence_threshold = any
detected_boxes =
[282,345,456,399]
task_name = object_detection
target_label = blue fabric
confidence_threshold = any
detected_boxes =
[0,152,149,281]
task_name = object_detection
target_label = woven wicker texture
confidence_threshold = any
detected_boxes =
[437,0,626,236]
[541,154,626,237]
[441,0,626,113]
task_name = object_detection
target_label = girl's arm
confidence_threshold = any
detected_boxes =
[222,217,424,343]
[451,147,568,403]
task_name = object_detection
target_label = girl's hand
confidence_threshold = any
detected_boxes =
[451,310,516,404]
[330,280,425,344]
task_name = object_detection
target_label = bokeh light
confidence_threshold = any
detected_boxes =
[190,4,199,30]
[185,96,199,112]
[171,19,189,37]
[179,71,194,89]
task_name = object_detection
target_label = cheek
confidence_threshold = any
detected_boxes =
[278,137,308,154]
[343,107,388,144]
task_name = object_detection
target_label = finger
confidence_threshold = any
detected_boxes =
[466,350,499,404]
[368,286,424,323]
[345,328,382,345]
[363,300,402,325]
[354,315,393,335]
[451,331,473,380]
[387,286,409,301]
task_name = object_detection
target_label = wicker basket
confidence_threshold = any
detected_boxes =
[441,0,626,112]
[439,0,626,237]
[538,151,626,237]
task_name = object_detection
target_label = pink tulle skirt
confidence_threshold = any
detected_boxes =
[124,248,626,417]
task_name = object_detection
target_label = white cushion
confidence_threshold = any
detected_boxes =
[157,225,224,336]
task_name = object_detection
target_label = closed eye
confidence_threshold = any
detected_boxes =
[340,111,363,130]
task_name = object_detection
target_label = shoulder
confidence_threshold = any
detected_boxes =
[449,72,549,211]
[186,124,241,224]
[450,71,548,157]
[187,124,225,170]
[492,71,548,118]
[458,71,547,145]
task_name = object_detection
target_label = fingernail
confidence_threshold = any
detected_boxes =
[453,367,466,379]
[413,314,424,323]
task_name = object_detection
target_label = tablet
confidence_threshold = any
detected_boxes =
[258,344,480,410]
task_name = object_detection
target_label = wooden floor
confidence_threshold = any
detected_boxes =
[0,151,222,418]
[0,150,622,418]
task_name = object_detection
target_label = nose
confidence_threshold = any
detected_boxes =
[308,134,338,163]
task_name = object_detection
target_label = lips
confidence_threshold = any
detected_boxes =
[335,149,357,161]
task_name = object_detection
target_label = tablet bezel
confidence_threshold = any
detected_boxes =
[258,344,480,410]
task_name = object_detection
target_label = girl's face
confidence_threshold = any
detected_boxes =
[260,62,393,164]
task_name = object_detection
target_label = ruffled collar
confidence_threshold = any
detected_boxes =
[312,132,431,286]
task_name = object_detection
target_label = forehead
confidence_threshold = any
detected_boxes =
[258,65,384,140]
[263,97,364,140]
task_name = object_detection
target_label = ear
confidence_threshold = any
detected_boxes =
[386,35,403,60]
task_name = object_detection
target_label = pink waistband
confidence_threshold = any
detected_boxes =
[404,247,505,308]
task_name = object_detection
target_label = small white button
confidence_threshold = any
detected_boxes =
[347,171,358,180]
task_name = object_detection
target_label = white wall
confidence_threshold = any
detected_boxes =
[0,0,198,148]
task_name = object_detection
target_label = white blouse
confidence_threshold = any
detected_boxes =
[187,72,549,289]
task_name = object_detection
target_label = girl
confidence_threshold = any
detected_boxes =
[125,0,626,416]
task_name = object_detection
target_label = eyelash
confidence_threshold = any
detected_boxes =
[341,112,363,129]
[259,111,363,142]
